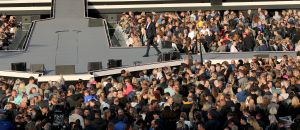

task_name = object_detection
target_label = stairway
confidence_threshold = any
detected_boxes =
[108,23,129,47]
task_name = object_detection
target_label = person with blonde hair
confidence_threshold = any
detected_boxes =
[266,115,278,130]
[289,96,300,119]
[291,96,300,107]
[247,99,256,112]
[269,106,278,115]
[247,116,263,130]
[295,40,300,51]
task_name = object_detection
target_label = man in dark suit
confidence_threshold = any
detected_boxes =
[143,16,161,57]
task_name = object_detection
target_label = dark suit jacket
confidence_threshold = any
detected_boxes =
[146,22,156,39]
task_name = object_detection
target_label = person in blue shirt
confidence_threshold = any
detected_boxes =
[255,39,269,51]
[0,111,15,130]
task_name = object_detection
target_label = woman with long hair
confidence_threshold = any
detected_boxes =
[289,96,300,120]
[247,116,263,130]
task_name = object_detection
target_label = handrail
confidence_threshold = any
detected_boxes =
[22,21,36,51]
[103,19,113,47]
[106,22,130,47]
[93,59,183,73]
[108,46,298,53]
[51,0,55,18]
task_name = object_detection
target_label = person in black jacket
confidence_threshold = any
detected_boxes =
[205,110,220,130]
[242,32,256,51]
[143,16,161,57]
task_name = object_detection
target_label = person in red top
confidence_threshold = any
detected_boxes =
[123,78,133,96]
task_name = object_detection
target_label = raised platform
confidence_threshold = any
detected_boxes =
[0,51,297,82]
[0,0,174,75]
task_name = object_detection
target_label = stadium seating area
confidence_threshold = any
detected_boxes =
[0,15,18,50]
[1,0,300,129]
[118,9,300,53]
[0,55,300,130]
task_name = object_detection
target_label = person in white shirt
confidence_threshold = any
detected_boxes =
[280,88,289,100]
[190,13,196,21]
[126,37,134,47]
[164,80,175,96]
[295,40,300,51]
[230,41,239,52]
[273,11,281,21]
[25,77,39,95]
[69,108,85,128]
[172,42,179,51]
[126,33,135,47]
[200,26,210,35]
[188,28,195,40]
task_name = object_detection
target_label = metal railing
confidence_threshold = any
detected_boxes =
[103,19,113,47]
[22,21,36,51]
[105,21,127,47]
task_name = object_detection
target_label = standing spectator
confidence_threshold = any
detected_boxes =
[25,77,38,95]
[0,111,15,130]
[255,39,269,51]
[230,41,239,52]
[143,16,161,57]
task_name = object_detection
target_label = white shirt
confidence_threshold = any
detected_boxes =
[295,44,300,51]
[184,121,193,129]
[69,114,84,128]
[164,87,175,96]
[126,37,134,47]
[172,42,179,51]
[200,28,210,35]
[230,45,239,52]
[273,15,281,21]
[100,101,110,113]
[190,14,196,21]
[280,93,289,100]
[188,31,195,39]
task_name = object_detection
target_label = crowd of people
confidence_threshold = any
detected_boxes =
[118,9,300,53]
[0,15,18,50]
[0,55,300,130]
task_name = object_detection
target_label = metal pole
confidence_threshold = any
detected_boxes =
[199,39,203,65]
[196,25,203,65]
